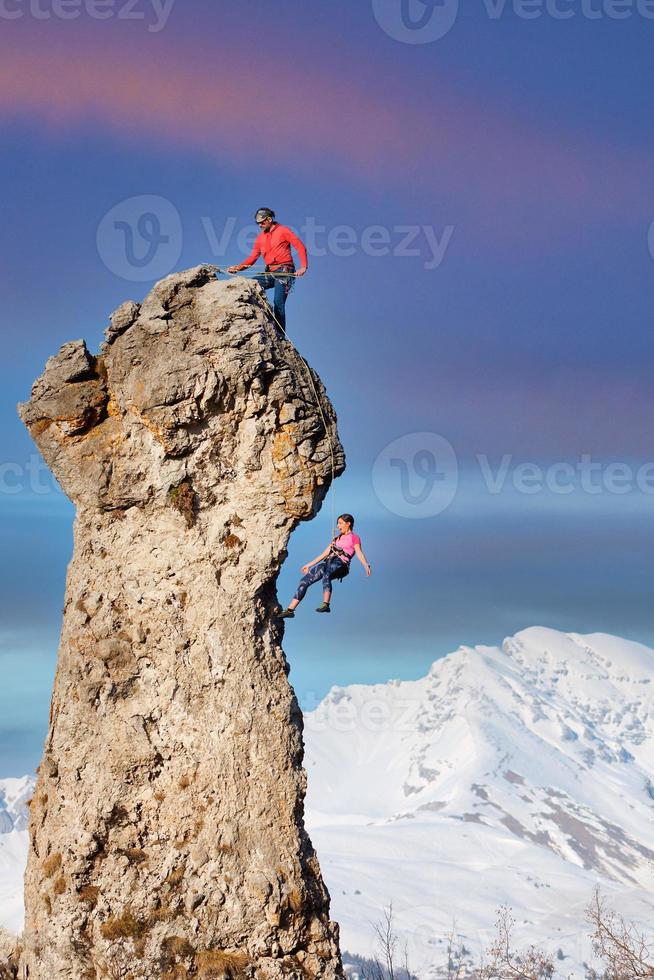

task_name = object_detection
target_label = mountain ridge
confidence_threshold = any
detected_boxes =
[303,627,654,977]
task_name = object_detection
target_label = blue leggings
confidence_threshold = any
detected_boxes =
[293,557,348,602]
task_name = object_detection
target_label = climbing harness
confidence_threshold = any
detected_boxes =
[327,541,351,584]
[215,266,338,538]
[329,542,350,562]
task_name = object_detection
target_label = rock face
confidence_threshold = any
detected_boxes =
[16,267,345,980]
[0,930,19,980]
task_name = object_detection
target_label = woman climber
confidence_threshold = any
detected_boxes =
[279,514,371,618]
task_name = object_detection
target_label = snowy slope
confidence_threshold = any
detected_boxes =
[2,628,654,976]
[0,777,33,935]
[304,627,654,977]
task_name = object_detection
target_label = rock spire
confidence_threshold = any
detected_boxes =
[15,266,345,980]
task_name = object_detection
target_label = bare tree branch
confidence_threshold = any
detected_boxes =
[586,888,654,979]
[373,903,398,980]
[478,906,555,980]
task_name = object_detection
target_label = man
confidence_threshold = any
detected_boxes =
[227,208,308,333]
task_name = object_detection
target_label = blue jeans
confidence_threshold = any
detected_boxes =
[254,265,295,332]
[293,557,349,602]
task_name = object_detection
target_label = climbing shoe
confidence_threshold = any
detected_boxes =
[279,608,295,619]
[316,602,331,614]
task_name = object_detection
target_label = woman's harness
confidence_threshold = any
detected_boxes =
[328,539,351,582]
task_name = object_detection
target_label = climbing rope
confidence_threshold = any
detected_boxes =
[215,267,338,539]
[225,271,299,279]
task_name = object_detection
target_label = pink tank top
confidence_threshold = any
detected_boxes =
[331,532,361,563]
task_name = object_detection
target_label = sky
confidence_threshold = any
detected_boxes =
[1,0,653,775]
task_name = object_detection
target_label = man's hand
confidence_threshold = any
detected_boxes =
[296,267,307,277]
[227,264,244,274]
[301,564,310,574]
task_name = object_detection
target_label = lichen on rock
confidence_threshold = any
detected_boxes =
[16,265,346,979]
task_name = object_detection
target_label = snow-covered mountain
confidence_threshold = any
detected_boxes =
[2,628,654,977]
[0,776,33,935]
[303,627,654,978]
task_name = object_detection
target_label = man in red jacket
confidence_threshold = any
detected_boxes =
[228,208,308,333]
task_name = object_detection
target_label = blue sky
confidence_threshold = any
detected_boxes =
[1,0,653,775]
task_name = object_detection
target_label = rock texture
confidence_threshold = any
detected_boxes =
[16,266,345,980]
[0,930,18,980]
